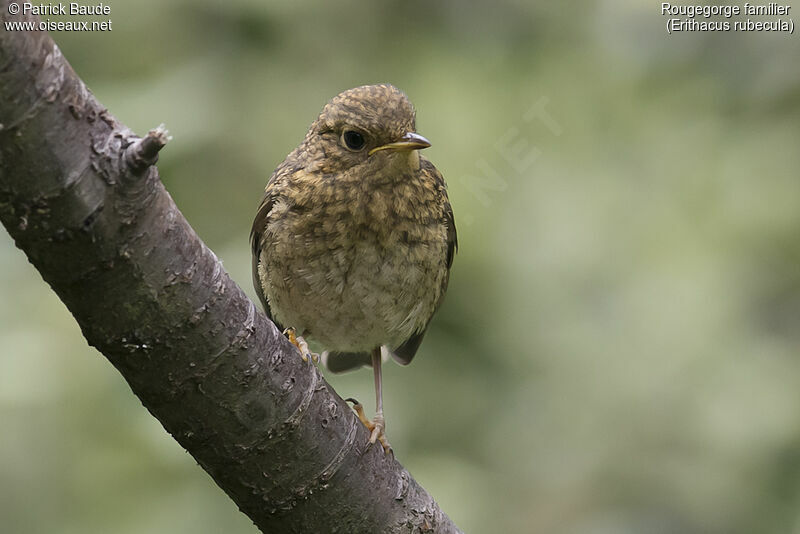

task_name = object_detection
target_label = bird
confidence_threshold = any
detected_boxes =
[250,84,456,452]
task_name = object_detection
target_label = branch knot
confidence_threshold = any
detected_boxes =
[124,124,170,175]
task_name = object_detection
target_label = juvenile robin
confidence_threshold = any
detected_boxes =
[250,84,456,452]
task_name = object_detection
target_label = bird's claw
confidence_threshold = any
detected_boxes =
[346,398,392,454]
[283,327,319,363]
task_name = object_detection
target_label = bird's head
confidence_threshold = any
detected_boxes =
[305,84,431,176]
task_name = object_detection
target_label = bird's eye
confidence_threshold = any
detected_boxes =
[342,130,366,151]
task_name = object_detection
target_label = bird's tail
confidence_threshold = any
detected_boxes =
[322,351,372,373]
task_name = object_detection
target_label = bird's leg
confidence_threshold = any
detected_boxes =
[370,347,388,448]
[345,347,392,454]
[282,327,319,363]
[347,398,374,430]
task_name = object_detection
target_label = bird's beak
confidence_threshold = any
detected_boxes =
[369,132,431,156]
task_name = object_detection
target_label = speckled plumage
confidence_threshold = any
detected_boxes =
[250,84,456,371]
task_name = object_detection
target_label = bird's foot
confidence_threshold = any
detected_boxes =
[346,398,392,454]
[283,327,319,363]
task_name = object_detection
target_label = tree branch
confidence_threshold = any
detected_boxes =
[0,8,462,534]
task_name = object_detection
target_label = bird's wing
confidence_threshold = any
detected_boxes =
[250,190,284,331]
[391,159,458,365]
[251,150,311,328]
[253,149,313,330]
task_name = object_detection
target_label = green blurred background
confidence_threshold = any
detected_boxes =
[2,1,800,532]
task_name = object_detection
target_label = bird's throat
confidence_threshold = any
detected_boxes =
[407,149,421,171]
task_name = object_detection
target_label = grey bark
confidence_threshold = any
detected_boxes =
[0,7,463,534]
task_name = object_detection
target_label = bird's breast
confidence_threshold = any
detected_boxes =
[261,170,447,351]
